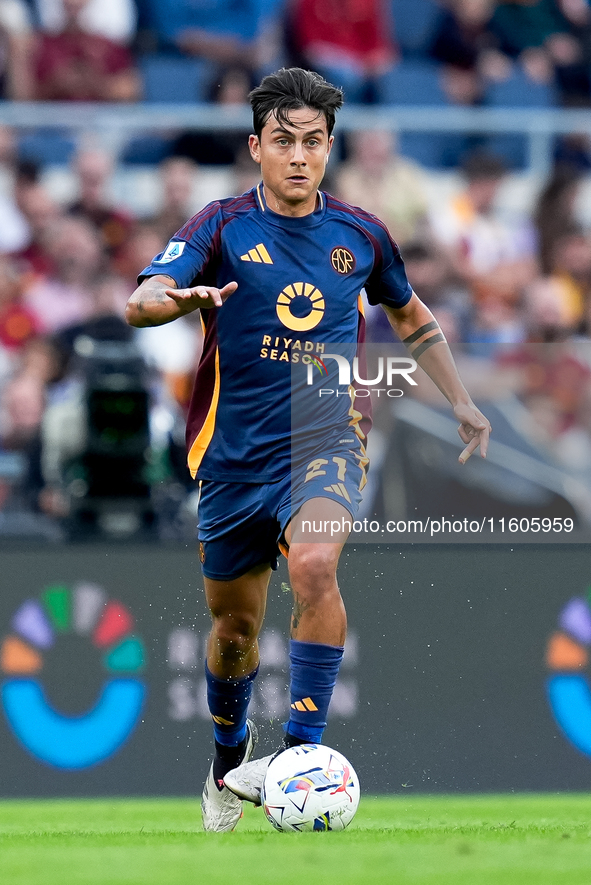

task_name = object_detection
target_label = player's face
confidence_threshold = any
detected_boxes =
[248,107,333,216]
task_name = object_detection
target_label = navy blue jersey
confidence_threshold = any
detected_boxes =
[139,184,412,481]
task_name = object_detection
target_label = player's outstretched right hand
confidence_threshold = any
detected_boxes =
[164,281,237,312]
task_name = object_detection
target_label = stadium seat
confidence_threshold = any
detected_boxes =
[485,69,556,109]
[378,61,465,168]
[121,136,174,165]
[391,0,440,59]
[398,132,485,169]
[484,69,556,169]
[138,54,211,103]
[379,60,448,106]
[484,134,527,170]
[17,131,77,166]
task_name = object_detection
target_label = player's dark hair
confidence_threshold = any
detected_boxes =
[249,68,344,138]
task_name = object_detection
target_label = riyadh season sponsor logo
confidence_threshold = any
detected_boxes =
[0,583,146,770]
[306,353,418,397]
[276,282,325,332]
[546,592,591,758]
[166,627,359,723]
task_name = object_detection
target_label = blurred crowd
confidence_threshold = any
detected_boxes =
[0,0,590,536]
[0,136,206,533]
[0,0,589,106]
[344,134,591,490]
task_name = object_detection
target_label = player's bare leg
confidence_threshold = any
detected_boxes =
[201,564,270,832]
[205,563,270,679]
[285,497,350,646]
[224,498,351,805]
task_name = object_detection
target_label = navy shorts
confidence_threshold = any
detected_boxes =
[197,439,368,581]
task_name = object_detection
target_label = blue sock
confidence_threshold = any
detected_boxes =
[205,664,258,746]
[285,640,344,744]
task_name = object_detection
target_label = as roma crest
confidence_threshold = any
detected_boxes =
[331,247,355,275]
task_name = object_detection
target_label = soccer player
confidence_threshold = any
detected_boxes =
[126,68,491,832]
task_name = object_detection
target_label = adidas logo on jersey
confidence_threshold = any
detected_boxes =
[323,483,352,503]
[240,243,273,264]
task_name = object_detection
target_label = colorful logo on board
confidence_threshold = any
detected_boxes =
[546,593,591,757]
[0,584,146,769]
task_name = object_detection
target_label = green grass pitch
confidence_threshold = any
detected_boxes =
[1,794,591,885]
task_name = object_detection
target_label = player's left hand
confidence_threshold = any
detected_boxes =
[454,402,491,464]
[164,281,237,312]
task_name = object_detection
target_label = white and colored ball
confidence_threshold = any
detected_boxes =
[261,744,360,832]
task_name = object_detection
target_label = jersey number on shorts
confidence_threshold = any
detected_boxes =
[305,456,347,483]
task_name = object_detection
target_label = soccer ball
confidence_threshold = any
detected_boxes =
[261,744,360,832]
